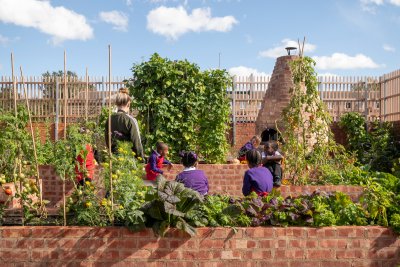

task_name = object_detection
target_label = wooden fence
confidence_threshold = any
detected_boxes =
[1,71,399,124]
[0,76,127,122]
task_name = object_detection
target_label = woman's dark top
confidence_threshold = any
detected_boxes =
[105,110,144,159]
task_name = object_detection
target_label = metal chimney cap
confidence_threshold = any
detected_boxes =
[285,46,297,55]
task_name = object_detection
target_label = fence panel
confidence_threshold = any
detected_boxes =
[381,70,400,122]
[0,71,399,124]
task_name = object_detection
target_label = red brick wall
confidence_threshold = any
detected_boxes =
[39,166,103,208]
[31,123,67,143]
[331,122,347,146]
[230,122,256,151]
[38,165,364,208]
[0,226,398,266]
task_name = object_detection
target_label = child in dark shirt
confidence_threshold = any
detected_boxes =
[145,142,173,181]
[263,141,284,187]
[242,149,273,197]
[175,151,209,195]
[238,135,261,162]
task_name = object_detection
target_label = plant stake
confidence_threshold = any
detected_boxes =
[19,66,44,207]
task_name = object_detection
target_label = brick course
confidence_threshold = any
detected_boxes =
[32,165,365,209]
[0,226,398,266]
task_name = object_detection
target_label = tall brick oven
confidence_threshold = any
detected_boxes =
[255,55,298,142]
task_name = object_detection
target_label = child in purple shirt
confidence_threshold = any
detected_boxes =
[175,151,209,195]
[238,135,261,162]
[242,149,273,197]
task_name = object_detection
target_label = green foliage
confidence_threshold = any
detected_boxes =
[128,53,231,163]
[34,122,54,165]
[281,56,352,184]
[102,142,148,230]
[339,112,400,172]
[359,178,393,226]
[141,175,204,236]
[0,106,44,222]
[65,182,110,226]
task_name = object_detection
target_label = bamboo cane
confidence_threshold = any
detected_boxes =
[108,45,114,222]
[11,53,17,115]
[19,66,43,205]
[63,50,67,226]
[85,67,89,121]
[11,53,24,224]
[64,51,67,139]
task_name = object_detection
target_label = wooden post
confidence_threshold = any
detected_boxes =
[85,67,89,121]
[232,76,236,147]
[20,66,43,205]
[10,53,24,225]
[108,45,114,222]
[11,53,17,115]
[63,51,67,139]
[63,50,67,226]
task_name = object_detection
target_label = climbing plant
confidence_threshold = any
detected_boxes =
[127,53,231,163]
[280,56,351,184]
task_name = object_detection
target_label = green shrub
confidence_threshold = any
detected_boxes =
[128,53,231,163]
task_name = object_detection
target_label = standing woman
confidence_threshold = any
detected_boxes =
[105,88,144,160]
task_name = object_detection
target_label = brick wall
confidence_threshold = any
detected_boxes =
[37,165,364,208]
[330,122,347,146]
[31,123,67,143]
[39,165,103,208]
[230,122,256,151]
[0,226,398,266]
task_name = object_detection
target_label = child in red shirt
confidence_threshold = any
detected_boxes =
[75,143,96,186]
[145,142,173,181]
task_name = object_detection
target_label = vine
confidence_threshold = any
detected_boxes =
[128,53,231,163]
[280,56,351,184]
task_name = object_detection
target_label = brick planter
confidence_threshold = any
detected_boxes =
[37,165,365,208]
[0,179,42,209]
[0,226,398,266]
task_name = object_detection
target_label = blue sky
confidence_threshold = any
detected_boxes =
[0,0,399,77]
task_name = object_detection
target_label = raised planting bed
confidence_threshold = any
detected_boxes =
[37,164,364,209]
[0,179,42,209]
[0,226,398,266]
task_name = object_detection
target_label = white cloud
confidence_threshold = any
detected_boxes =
[361,0,384,5]
[99,11,129,31]
[313,53,382,70]
[259,39,317,58]
[360,0,400,12]
[383,44,396,52]
[389,0,400,6]
[0,34,11,45]
[126,0,132,6]
[318,73,339,77]
[0,34,20,46]
[228,66,269,77]
[147,6,238,40]
[0,0,93,44]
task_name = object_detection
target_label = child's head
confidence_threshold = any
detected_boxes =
[246,149,262,168]
[179,151,198,168]
[250,135,261,147]
[264,141,279,156]
[156,142,169,157]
